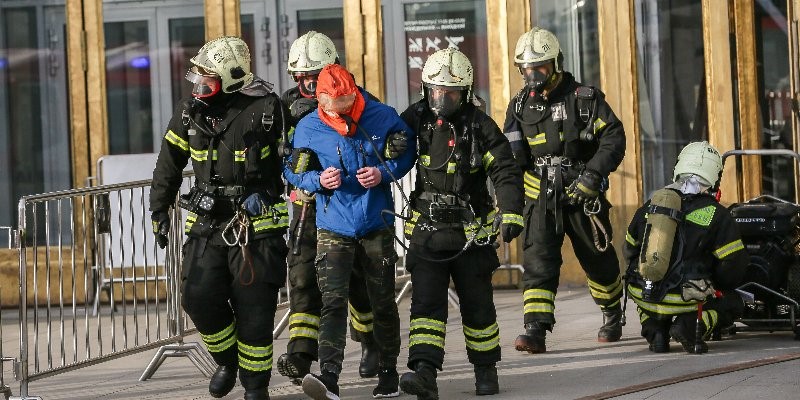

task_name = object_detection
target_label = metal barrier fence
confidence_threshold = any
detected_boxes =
[0,167,520,399]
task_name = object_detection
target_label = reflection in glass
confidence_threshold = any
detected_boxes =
[403,1,489,110]
[169,17,204,102]
[635,0,706,198]
[530,0,600,87]
[755,0,793,199]
[105,20,153,154]
[297,8,346,67]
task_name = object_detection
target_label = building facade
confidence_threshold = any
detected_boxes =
[1,0,798,280]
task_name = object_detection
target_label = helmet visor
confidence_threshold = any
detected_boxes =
[186,67,222,98]
[424,84,466,118]
[517,63,552,91]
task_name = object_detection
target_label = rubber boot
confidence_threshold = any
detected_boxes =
[373,367,400,398]
[359,335,380,378]
[276,352,313,384]
[474,363,499,396]
[669,317,708,354]
[208,364,237,398]
[648,329,670,353]
[243,388,269,400]
[514,322,547,354]
[302,363,340,400]
[597,306,623,342]
[399,361,438,400]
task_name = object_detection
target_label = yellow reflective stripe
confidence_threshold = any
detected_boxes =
[349,303,373,321]
[350,319,374,333]
[463,322,498,339]
[524,289,555,302]
[290,313,320,327]
[260,146,271,159]
[185,212,197,233]
[404,210,421,235]
[252,216,290,231]
[482,151,495,169]
[464,209,496,239]
[420,155,431,166]
[527,133,546,146]
[447,162,456,174]
[630,296,699,315]
[593,117,607,133]
[714,239,744,259]
[625,231,638,246]
[523,171,541,188]
[239,357,272,372]
[409,334,445,348]
[201,321,236,342]
[165,129,189,151]
[702,310,718,336]
[502,213,524,227]
[204,334,237,353]
[627,285,698,305]
[524,303,554,314]
[238,341,273,358]
[637,308,650,324]
[294,152,311,173]
[410,318,446,333]
[525,187,540,200]
[289,327,319,340]
[465,335,500,351]
[190,147,218,161]
[234,150,246,162]
[587,277,623,300]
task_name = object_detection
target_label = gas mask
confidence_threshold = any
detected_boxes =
[185,66,222,99]
[293,71,321,98]
[518,62,553,92]
[425,84,466,118]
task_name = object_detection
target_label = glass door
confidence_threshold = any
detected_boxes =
[0,2,71,228]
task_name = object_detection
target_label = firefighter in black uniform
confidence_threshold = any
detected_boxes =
[275,31,382,383]
[398,48,524,400]
[625,141,747,354]
[504,27,626,354]
[150,37,288,400]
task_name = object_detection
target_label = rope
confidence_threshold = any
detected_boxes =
[584,198,610,252]
[221,210,255,285]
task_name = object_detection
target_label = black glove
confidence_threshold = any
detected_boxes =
[567,169,603,205]
[290,98,318,120]
[151,210,170,249]
[384,131,408,159]
[493,213,524,243]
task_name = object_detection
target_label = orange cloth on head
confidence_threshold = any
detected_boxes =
[316,64,365,137]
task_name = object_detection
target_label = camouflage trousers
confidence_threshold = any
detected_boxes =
[316,228,400,372]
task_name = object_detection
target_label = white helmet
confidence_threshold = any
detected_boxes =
[287,31,338,74]
[421,48,474,117]
[673,141,724,187]
[190,36,253,93]
[514,27,562,71]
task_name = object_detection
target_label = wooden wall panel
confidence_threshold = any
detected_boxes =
[733,0,762,201]
[205,0,241,40]
[66,1,89,189]
[344,0,385,100]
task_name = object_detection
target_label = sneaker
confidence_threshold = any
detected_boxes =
[302,373,340,400]
[372,368,400,398]
[514,322,547,354]
[277,352,312,385]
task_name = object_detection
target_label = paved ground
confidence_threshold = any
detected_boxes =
[2,288,800,400]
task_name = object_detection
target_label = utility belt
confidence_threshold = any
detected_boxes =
[533,155,583,184]
[527,155,584,235]
[179,183,248,217]
[416,192,474,224]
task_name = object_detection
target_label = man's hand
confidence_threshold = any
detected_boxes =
[567,169,603,205]
[290,98,318,120]
[494,213,524,243]
[320,166,342,189]
[356,166,382,188]
[384,131,408,159]
[151,210,170,249]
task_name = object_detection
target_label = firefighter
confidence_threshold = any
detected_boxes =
[149,36,288,400]
[625,141,747,353]
[397,48,523,400]
[286,63,415,400]
[276,30,383,384]
[504,27,627,353]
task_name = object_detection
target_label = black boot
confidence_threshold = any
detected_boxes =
[243,388,269,400]
[669,317,708,354]
[514,322,547,354]
[648,329,670,353]
[474,363,499,396]
[302,364,340,400]
[373,367,400,398]
[208,365,237,398]
[598,306,623,342]
[399,361,438,400]
[276,352,312,384]
[359,335,380,378]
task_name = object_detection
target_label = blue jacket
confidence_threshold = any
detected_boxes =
[284,92,416,238]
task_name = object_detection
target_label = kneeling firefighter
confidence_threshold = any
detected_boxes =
[277,30,390,383]
[624,141,748,353]
[504,27,627,353]
[150,36,289,400]
[398,48,524,400]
